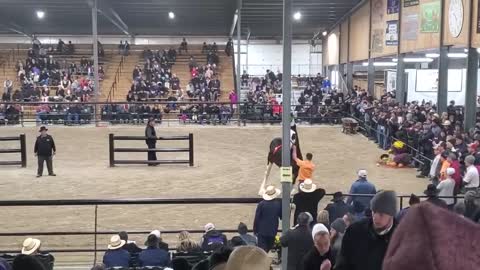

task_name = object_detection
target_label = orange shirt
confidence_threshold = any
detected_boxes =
[440,160,451,181]
[295,158,315,181]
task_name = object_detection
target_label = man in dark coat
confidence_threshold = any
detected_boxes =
[139,234,171,267]
[335,191,398,270]
[424,184,448,209]
[254,185,282,252]
[280,213,314,270]
[324,191,350,222]
[301,223,335,270]
[119,231,142,254]
[293,179,325,225]
[201,223,228,252]
[34,126,56,178]
[145,118,157,165]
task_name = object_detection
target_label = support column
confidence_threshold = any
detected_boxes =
[281,0,292,269]
[396,54,406,105]
[236,0,242,100]
[437,46,448,114]
[346,62,353,91]
[465,47,478,131]
[367,58,375,96]
[92,0,100,126]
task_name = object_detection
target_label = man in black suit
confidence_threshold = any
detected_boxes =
[34,126,56,178]
[145,118,157,166]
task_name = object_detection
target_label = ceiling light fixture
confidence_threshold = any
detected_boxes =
[403,57,434,63]
[322,31,327,36]
[362,62,397,67]
[447,53,467,58]
[293,11,302,21]
[168,11,175,19]
[425,53,440,58]
[36,10,45,19]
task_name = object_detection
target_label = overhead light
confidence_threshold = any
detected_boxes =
[425,53,440,58]
[322,31,327,36]
[447,53,467,58]
[464,48,468,52]
[362,62,368,66]
[293,11,302,21]
[477,48,480,54]
[403,57,434,63]
[168,11,175,19]
[361,62,396,67]
[36,10,45,19]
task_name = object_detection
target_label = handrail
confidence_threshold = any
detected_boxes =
[106,55,125,103]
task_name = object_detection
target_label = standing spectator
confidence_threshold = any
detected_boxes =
[324,192,350,223]
[119,231,142,254]
[437,168,456,209]
[237,222,257,246]
[3,79,13,95]
[280,213,313,270]
[200,223,228,252]
[177,231,201,253]
[317,210,331,230]
[145,118,157,166]
[224,246,272,270]
[301,224,335,270]
[292,179,325,225]
[463,155,480,192]
[395,194,420,223]
[34,126,56,178]
[229,90,238,111]
[253,185,282,252]
[423,184,448,209]
[139,234,171,267]
[329,218,346,260]
[225,38,233,56]
[292,145,315,185]
[179,38,188,54]
[346,170,376,212]
[463,191,480,222]
[335,191,397,270]
[103,235,130,268]
[241,70,249,86]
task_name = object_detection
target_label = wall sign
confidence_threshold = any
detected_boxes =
[404,0,420,7]
[403,14,419,40]
[386,20,398,45]
[387,0,400,14]
[448,0,464,38]
[420,1,441,33]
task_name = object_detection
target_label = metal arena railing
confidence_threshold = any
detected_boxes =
[0,193,464,266]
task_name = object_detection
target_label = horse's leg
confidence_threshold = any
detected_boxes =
[258,162,273,196]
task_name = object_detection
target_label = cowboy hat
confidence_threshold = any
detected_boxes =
[108,235,126,250]
[225,246,272,270]
[262,185,281,201]
[38,126,48,132]
[423,184,439,197]
[331,191,344,202]
[299,179,317,193]
[21,238,41,255]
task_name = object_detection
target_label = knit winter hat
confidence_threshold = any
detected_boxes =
[311,223,329,240]
[446,167,455,176]
[330,218,346,234]
[383,202,480,270]
[370,190,397,217]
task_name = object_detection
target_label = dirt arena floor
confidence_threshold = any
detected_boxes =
[0,125,428,267]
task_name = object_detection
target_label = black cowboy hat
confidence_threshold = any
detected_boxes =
[423,184,439,197]
[38,126,48,132]
[331,191,344,202]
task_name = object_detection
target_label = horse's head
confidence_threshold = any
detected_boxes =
[290,129,297,146]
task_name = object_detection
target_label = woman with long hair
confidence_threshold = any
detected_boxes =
[177,231,200,253]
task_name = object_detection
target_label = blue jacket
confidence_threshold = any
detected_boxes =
[103,249,130,268]
[139,247,171,267]
[253,198,282,237]
[346,178,377,209]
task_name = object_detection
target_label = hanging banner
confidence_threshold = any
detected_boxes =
[477,0,480,33]
[372,0,385,23]
[386,20,398,46]
[387,0,400,14]
[403,14,419,40]
[372,29,384,53]
[420,1,441,33]
[386,70,397,93]
[404,0,420,7]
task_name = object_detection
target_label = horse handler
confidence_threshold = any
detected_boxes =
[292,145,315,185]
[145,118,158,166]
[34,126,56,178]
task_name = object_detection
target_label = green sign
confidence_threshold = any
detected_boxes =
[420,1,441,33]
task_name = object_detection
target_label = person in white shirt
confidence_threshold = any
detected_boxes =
[437,168,456,208]
[463,155,479,192]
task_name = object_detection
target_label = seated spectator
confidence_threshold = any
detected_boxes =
[119,231,142,254]
[301,224,334,270]
[12,255,45,270]
[56,39,65,53]
[139,234,171,267]
[200,223,228,252]
[0,257,10,270]
[21,238,42,256]
[280,212,314,270]
[102,235,130,268]
[66,41,74,54]
[193,246,232,270]
[201,42,208,54]
[146,230,169,252]
[177,231,201,253]
[223,246,271,270]
[324,191,349,223]
[237,222,257,246]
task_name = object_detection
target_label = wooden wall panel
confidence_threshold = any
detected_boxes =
[326,26,340,66]
[471,0,480,48]
[349,1,371,61]
[443,0,470,46]
[340,20,349,63]
[371,0,399,58]
[400,0,441,53]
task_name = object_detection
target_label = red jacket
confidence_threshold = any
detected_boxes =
[449,160,462,188]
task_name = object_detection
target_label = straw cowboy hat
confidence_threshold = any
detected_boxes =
[262,185,281,201]
[21,238,41,255]
[225,246,272,270]
[108,235,126,250]
[299,179,317,193]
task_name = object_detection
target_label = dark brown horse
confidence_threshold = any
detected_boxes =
[259,124,303,195]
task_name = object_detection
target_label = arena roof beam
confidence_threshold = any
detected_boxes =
[86,0,131,37]
[229,9,239,38]
[0,23,31,38]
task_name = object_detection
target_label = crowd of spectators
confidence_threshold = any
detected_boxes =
[186,43,221,102]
